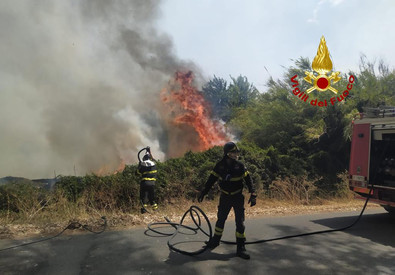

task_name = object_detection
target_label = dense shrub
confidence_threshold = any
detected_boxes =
[0,182,50,218]
[1,141,354,218]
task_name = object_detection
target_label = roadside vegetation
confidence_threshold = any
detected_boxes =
[1,55,393,237]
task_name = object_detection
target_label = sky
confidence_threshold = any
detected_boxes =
[1,0,394,179]
[157,0,395,88]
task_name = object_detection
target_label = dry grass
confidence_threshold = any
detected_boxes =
[269,175,318,203]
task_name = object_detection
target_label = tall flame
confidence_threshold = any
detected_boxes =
[312,36,333,74]
[161,71,230,155]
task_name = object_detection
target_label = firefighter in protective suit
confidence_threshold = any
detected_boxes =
[198,142,257,260]
[137,152,158,213]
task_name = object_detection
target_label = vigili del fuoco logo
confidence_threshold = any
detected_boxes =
[290,36,355,107]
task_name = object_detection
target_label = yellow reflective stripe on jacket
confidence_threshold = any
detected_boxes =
[220,188,242,195]
[229,171,249,181]
[142,170,157,175]
[142,178,156,181]
[210,170,221,180]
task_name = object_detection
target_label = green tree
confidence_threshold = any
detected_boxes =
[202,75,229,120]
[228,75,259,109]
[202,75,258,122]
[349,55,395,111]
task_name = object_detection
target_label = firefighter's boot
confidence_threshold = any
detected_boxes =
[206,234,221,249]
[236,238,250,260]
[141,204,148,214]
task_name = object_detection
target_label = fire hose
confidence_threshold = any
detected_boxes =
[0,185,374,255]
[137,146,153,163]
[0,217,107,253]
[146,185,374,256]
[147,143,388,256]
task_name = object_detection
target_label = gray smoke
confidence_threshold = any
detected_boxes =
[0,0,202,178]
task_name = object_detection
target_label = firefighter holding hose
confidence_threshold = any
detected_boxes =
[137,147,158,213]
[198,142,257,259]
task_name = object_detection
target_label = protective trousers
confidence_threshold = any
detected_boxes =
[140,180,155,205]
[214,192,246,241]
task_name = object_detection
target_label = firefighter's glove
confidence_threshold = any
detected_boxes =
[248,193,257,207]
[198,191,207,203]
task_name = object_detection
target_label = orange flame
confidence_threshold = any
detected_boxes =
[161,71,230,153]
[95,159,125,176]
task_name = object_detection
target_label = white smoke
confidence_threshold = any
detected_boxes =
[0,0,201,178]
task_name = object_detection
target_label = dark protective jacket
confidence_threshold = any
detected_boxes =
[137,159,157,182]
[202,157,255,195]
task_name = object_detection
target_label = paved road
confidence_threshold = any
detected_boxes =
[1,208,394,275]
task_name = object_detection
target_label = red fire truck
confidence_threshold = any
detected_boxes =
[349,107,395,213]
